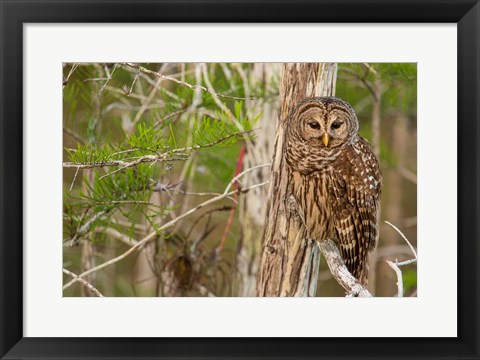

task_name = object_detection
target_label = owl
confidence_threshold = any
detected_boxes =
[284,96,382,287]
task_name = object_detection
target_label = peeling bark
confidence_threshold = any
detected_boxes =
[256,63,337,297]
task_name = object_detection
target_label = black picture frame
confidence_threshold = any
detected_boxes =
[1,1,479,359]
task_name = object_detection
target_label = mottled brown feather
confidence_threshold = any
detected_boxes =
[284,97,382,287]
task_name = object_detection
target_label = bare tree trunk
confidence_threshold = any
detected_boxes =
[236,63,280,296]
[256,63,337,297]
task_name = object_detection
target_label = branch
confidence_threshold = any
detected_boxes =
[153,109,187,128]
[94,226,139,247]
[62,130,254,175]
[201,64,260,166]
[130,63,170,129]
[68,209,107,246]
[62,163,271,290]
[123,63,254,101]
[385,221,417,261]
[63,268,104,297]
[384,221,417,297]
[63,63,78,88]
[317,239,372,297]
[99,63,119,94]
[63,127,85,144]
[386,260,403,297]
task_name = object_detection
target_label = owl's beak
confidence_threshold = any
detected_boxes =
[322,133,329,147]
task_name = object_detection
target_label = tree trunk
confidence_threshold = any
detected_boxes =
[236,63,280,296]
[256,63,337,297]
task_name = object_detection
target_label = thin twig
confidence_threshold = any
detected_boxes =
[131,64,169,127]
[93,200,157,206]
[63,268,104,297]
[99,63,118,94]
[384,221,417,297]
[69,166,80,192]
[94,226,139,247]
[385,221,417,261]
[64,160,128,169]
[63,63,78,88]
[123,63,254,101]
[154,109,187,128]
[201,64,261,166]
[63,127,85,145]
[103,85,166,105]
[62,130,254,175]
[123,69,141,96]
[69,209,107,246]
[62,164,271,290]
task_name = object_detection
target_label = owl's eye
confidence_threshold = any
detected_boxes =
[308,121,320,130]
[331,121,343,130]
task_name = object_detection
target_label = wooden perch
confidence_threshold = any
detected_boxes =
[317,239,372,297]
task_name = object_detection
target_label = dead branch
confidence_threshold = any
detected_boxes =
[386,260,404,297]
[384,221,417,297]
[123,63,254,101]
[317,239,372,297]
[62,163,271,291]
[385,221,417,261]
[63,63,78,88]
[63,268,104,297]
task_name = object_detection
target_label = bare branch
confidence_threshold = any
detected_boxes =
[153,109,187,128]
[64,159,129,169]
[99,63,118,94]
[63,63,78,88]
[69,166,80,192]
[94,226,139,247]
[385,220,417,261]
[63,127,85,145]
[386,260,403,297]
[384,221,417,297]
[317,239,372,297]
[123,62,254,101]
[131,64,170,129]
[62,164,271,290]
[63,268,104,297]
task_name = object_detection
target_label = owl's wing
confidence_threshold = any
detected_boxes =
[330,138,382,286]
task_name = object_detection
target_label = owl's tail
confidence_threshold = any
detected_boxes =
[348,256,369,288]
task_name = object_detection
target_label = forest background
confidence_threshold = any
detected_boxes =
[63,63,417,297]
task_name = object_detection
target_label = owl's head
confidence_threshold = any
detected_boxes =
[285,97,359,173]
[288,96,359,149]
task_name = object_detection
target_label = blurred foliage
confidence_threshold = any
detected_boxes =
[63,63,416,297]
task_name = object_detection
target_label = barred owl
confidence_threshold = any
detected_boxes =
[284,97,382,286]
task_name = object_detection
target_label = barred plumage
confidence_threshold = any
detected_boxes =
[284,97,382,287]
